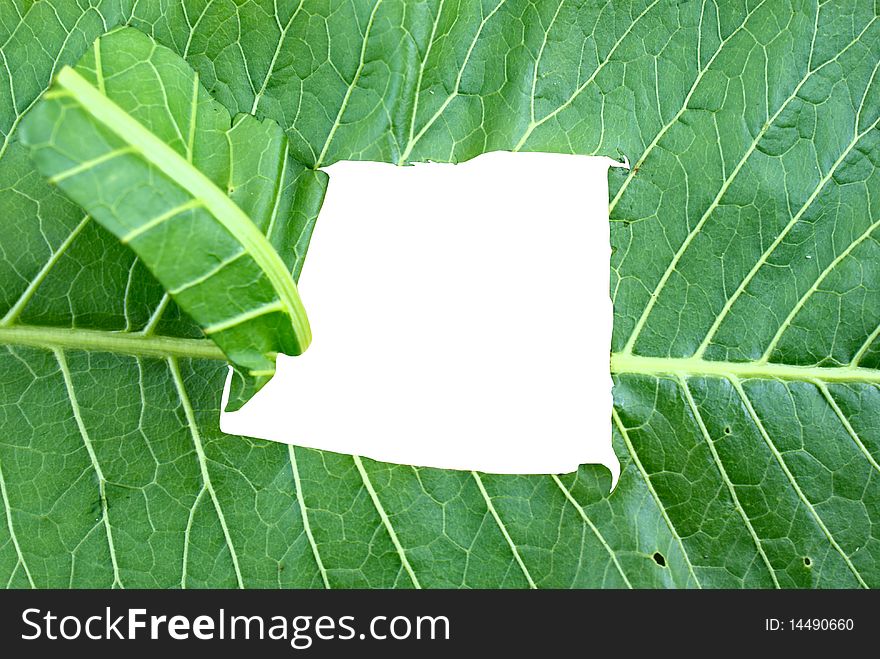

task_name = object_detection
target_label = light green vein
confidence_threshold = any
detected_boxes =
[288,445,331,589]
[812,380,880,475]
[852,323,880,366]
[55,348,122,588]
[93,37,105,94]
[251,0,306,114]
[49,146,137,183]
[181,487,206,588]
[187,70,198,161]
[181,0,215,59]
[168,356,244,589]
[513,0,662,152]
[762,210,880,362]
[403,0,447,156]
[679,377,780,588]
[550,473,633,589]
[400,0,508,163]
[315,0,384,168]
[730,376,869,588]
[526,0,567,126]
[120,199,203,243]
[140,293,172,336]
[471,471,538,589]
[612,408,702,588]
[352,455,421,588]
[0,459,35,588]
[608,0,768,212]
[265,140,290,240]
[168,251,246,296]
[0,0,106,158]
[203,300,285,335]
[0,215,90,327]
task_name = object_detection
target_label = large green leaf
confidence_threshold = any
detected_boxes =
[0,0,878,588]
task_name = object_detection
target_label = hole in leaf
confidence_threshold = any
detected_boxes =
[723,426,732,435]
[223,155,619,476]
[803,556,811,567]
[652,551,667,567]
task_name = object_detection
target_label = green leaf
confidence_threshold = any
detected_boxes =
[19,28,325,404]
[1,0,879,589]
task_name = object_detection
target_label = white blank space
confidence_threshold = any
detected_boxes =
[221,151,615,476]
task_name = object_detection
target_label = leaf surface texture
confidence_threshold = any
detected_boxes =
[0,0,878,588]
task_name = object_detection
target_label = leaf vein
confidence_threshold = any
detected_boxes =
[680,377,780,588]
[612,408,702,588]
[55,348,123,588]
[472,471,538,589]
[730,376,869,588]
[353,456,421,588]
[168,356,244,589]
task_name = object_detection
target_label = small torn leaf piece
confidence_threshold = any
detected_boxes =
[20,27,327,407]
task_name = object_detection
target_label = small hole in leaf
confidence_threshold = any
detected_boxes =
[652,552,666,567]
[803,556,811,567]
[723,426,731,435]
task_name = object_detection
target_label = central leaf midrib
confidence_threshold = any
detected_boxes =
[10,333,877,379]
[0,325,225,360]
[611,353,880,384]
